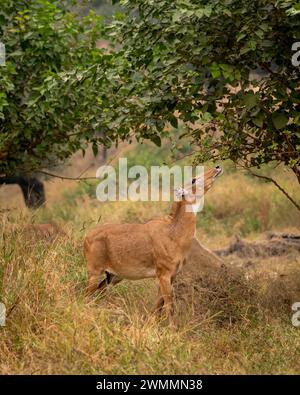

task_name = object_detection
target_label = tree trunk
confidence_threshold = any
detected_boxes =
[0,176,45,208]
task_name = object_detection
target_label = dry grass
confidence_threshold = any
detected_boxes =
[1,156,300,374]
[1,225,300,374]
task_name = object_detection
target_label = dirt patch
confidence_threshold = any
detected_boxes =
[215,233,300,258]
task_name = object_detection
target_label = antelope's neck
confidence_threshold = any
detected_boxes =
[169,201,197,248]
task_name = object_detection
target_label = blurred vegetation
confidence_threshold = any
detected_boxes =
[27,141,300,238]
[103,0,300,183]
[76,0,119,17]
[0,0,112,176]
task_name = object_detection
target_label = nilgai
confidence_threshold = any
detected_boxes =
[84,166,222,321]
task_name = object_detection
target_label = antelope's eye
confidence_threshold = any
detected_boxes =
[192,178,196,184]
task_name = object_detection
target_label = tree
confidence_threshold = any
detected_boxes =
[102,0,300,182]
[0,0,110,176]
[0,175,45,208]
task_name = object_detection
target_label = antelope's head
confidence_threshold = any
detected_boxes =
[175,166,222,211]
[191,165,222,195]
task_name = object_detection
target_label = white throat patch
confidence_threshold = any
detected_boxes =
[192,201,202,214]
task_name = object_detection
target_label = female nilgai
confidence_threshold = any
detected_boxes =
[84,166,222,321]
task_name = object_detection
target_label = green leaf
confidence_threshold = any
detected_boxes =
[210,63,221,79]
[151,135,161,147]
[169,115,178,128]
[272,113,289,130]
[252,112,264,128]
[202,112,213,122]
[237,33,246,42]
[243,92,257,110]
[172,11,182,22]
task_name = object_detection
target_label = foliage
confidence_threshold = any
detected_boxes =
[103,0,300,181]
[1,0,300,182]
[0,0,109,175]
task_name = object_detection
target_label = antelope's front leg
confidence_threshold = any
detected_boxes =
[158,273,174,323]
[154,273,178,315]
[154,289,164,314]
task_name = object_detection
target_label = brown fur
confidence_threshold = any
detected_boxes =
[84,167,222,322]
[185,237,224,270]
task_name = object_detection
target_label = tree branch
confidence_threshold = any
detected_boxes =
[247,168,300,212]
[31,149,122,181]
[35,170,99,181]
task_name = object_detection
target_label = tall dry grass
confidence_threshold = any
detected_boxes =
[1,157,300,374]
[1,223,300,374]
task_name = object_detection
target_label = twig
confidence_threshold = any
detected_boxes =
[35,170,98,181]
[6,296,20,318]
[167,150,200,165]
[247,168,300,212]
[33,149,122,181]
[77,163,94,178]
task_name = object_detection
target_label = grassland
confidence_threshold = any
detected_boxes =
[1,144,300,374]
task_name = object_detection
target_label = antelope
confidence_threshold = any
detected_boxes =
[84,166,222,321]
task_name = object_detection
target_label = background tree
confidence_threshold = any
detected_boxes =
[102,0,300,183]
[0,0,112,176]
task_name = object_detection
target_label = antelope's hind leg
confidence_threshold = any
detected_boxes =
[84,238,107,296]
[97,272,123,293]
[87,269,105,296]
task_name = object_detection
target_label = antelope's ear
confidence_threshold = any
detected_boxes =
[174,187,189,199]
